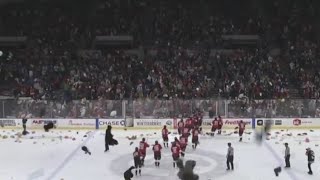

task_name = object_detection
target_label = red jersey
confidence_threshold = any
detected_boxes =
[153,144,162,155]
[197,117,203,126]
[179,136,188,146]
[178,121,184,128]
[194,118,199,126]
[185,118,193,127]
[212,119,219,128]
[192,129,200,138]
[218,117,223,126]
[139,141,150,154]
[162,128,169,138]
[238,122,246,131]
[133,150,142,160]
[175,139,181,148]
[171,146,181,157]
[182,127,189,135]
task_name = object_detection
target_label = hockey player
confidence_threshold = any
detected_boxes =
[123,166,135,180]
[174,137,181,148]
[306,148,315,175]
[211,117,219,136]
[192,115,199,129]
[284,143,290,168]
[191,126,200,149]
[162,125,169,148]
[178,119,184,135]
[133,147,142,176]
[171,142,181,168]
[226,142,234,170]
[153,141,162,167]
[179,135,188,157]
[238,120,246,142]
[197,114,203,133]
[182,125,191,137]
[218,115,223,134]
[185,117,193,132]
[139,138,150,166]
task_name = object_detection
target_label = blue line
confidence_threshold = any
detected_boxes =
[263,141,299,180]
[45,130,98,180]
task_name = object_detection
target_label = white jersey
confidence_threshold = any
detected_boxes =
[227,147,234,156]
[285,147,290,156]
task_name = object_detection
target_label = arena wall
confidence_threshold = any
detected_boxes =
[0,118,319,129]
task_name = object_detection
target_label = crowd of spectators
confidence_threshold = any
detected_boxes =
[0,0,265,46]
[0,0,320,118]
[0,47,290,101]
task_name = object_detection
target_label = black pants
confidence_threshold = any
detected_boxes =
[227,156,234,170]
[285,155,290,167]
[105,142,109,151]
[308,162,312,173]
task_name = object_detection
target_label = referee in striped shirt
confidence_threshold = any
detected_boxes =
[284,143,290,168]
[226,142,234,170]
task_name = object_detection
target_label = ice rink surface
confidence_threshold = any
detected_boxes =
[0,128,320,180]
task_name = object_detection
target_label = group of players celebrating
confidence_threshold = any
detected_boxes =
[210,116,246,142]
[131,113,247,176]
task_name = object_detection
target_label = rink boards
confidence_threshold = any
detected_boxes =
[1,118,320,129]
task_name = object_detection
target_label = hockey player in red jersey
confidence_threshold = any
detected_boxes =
[152,140,162,167]
[139,138,150,166]
[171,142,181,168]
[238,120,246,142]
[211,117,219,136]
[185,117,193,131]
[179,135,188,157]
[191,126,200,149]
[218,115,223,134]
[177,119,184,135]
[193,115,199,128]
[183,126,190,137]
[162,125,169,148]
[174,137,180,148]
[197,114,203,133]
[133,147,142,176]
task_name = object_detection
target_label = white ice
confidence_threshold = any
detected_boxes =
[0,128,320,180]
